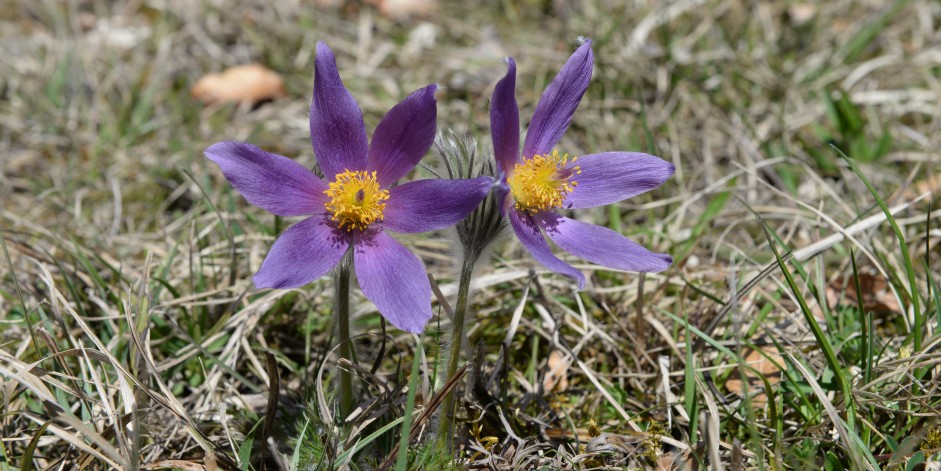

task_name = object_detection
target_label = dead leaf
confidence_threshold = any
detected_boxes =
[191,64,286,105]
[204,451,218,471]
[371,0,438,21]
[787,4,815,25]
[725,347,783,406]
[907,172,941,199]
[141,460,208,471]
[826,271,902,314]
[658,450,697,471]
[543,349,570,392]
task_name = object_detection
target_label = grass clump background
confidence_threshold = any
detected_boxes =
[1,0,940,469]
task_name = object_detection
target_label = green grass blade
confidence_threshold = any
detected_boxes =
[789,353,876,470]
[20,420,52,471]
[659,308,738,359]
[0,228,41,359]
[834,145,921,351]
[682,310,698,444]
[237,435,253,470]
[395,336,425,471]
[743,341,782,467]
[290,417,310,471]
[184,169,238,287]
[926,260,941,329]
[842,0,909,62]
[850,250,872,387]
[638,89,658,156]
[674,184,733,261]
[759,221,857,436]
[335,415,410,467]
[926,202,940,328]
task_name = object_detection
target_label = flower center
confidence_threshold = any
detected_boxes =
[324,170,390,231]
[508,150,580,213]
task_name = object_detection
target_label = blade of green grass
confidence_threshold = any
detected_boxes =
[850,249,874,450]
[760,221,857,435]
[0,228,41,359]
[659,308,738,359]
[335,415,410,467]
[834,145,921,352]
[926,202,940,328]
[290,417,310,471]
[395,336,425,471]
[68,237,117,305]
[764,221,834,334]
[19,420,52,471]
[842,0,910,62]
[674,183,734,262]
[682,309,698,445]
[788,353,877,470]
[926,261,941,330]
[184,169,238,287]
[742,340,782,469]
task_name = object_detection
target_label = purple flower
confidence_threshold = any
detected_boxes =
[206,42,491,333]
[490,40,674,289]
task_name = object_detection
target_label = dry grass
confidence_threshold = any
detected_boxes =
[1,0,940,469]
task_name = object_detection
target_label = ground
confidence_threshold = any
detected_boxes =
[1,0,940,469]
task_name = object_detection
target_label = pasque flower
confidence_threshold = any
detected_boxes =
[490,39,674,288]
[206,42,491,332]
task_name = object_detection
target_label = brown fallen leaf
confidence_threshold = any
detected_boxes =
[658,450,698,471]
[826,271,903,315]
[907,172,941,200]
[787,4,815,26]
[369,0,438,21]
[192,64,286,105]
[725,346,783,406]
[141,460,208,471]
[543,349,570,392]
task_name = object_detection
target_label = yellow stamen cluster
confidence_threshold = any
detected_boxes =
[324,170,390,231]
[508,150,580,213]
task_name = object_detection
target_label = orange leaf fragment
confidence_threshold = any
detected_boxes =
[543,349,570,392]
[373,0,438,21]
[725,347,783,406]
[192,64,286,105]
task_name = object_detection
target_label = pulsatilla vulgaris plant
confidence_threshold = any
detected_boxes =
[491,39,674,287]
[437,39,677,442]
[206,41,490,417]
[207,42,490,332]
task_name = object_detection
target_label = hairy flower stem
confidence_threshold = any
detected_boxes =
[335,252,354,422]
[438,250,478,445]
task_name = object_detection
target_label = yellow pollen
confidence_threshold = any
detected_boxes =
[324,170,390,231]
[508,150,580,212]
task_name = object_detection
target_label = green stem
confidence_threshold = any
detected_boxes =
[336,252,354,422]
[437,251,477,444]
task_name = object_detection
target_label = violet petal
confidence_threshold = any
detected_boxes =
[521,40,593,158]
[490,58,520,177]
[205,141,327,216]
[254,216,351,288]
[509,210,585,289]
[367,84,438,187]
[353,230,433,333]
[563,152,675,209]
[380,176,492,233]
[311,42,369,179]
[536,212,672,273]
